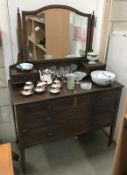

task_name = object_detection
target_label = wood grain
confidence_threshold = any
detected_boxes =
[0,143,14,175]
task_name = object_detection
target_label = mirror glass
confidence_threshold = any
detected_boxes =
[22,8,91,61]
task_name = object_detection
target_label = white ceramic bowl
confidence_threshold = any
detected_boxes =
[17,63,33,71]
[91,70,116,86]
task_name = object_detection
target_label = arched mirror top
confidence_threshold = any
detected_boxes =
[17,5,95,63]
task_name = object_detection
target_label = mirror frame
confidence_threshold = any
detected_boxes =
[17,5,95,63]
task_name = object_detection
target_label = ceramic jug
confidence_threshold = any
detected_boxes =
[38,69,53,84]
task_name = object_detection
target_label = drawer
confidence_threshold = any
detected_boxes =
[22,112,52,129]
[22,110,114,147]
[91,111,114,127]
[94,90,118,102]
[23,127,57,147]
[23,117,92,147]
[21,96,74,114]
[77,93,95,106]
[92,99,116,113]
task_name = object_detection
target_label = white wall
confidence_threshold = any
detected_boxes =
[106,0,127,140]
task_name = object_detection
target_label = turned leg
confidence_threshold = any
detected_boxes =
[108,124,115,146]
[19,143,26,173]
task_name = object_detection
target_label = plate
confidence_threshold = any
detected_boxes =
[34,88,46,93]
[49,88,60,94]
[16,63,33,71]
[21,90,33,96]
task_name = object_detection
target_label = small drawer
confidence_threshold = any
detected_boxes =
[91,111,114,127]
[77,93,95,106]
[21,96,74,115]
[23,127,57,147]
[22,113,53,129]
[94,90,118,102]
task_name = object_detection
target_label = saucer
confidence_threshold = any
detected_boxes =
[49,88,60,94]
[34,88,46,93]
[21,90,33,96]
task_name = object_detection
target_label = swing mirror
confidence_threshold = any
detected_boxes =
[18,5,94,61]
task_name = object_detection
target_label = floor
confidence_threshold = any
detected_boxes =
[12,130,115,175]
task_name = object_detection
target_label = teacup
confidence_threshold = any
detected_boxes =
[34,83,46,93]
[53,79,62,88]
[25,81,34,90]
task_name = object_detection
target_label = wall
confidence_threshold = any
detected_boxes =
[106,0,127,140]
[0,0,15,141]
[0,0,104,140]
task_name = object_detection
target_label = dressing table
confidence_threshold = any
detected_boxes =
[8,5,123,172]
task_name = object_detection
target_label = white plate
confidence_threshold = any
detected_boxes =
[17,63,33,71]
[34,88,46,93]
[21,90,33,96]
[49,88,60,94]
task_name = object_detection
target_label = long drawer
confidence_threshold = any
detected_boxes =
[17,89,120,147]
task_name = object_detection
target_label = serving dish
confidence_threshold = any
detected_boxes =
[91,70,116,86]
[73,71,87,84]
[16,63,33,71]
[80,81,92,90]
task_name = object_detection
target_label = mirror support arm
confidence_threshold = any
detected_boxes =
[17,8,26,63]
[88,12,95,52]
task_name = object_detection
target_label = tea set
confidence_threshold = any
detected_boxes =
[21,77,62,96]
[20,68,93,96]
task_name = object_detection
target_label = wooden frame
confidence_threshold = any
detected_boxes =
[17,5,95,63]
[113,97,127,175]
[99,0,113,63]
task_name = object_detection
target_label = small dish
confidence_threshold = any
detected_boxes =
[21,90,33,96]
[34,87,46,93]
[80,82,92,90]
[16,63,33,71]
[73,71,87,84]
[49,87,60,94]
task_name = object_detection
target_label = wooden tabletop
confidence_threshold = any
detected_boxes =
[8,80,123,106]
[0,143,14,175]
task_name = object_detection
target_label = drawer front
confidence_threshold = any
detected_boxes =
[23,127,57,147]
[22,97,74,113]
[18,89,121,147]
[23,117,91,147]
[21,97,74,129]
[92,90,119,114]
[23,111,113,147]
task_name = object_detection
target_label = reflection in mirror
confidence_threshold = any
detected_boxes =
[20,6,94,62]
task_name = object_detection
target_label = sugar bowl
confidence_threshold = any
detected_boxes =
[34,81,46,93]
